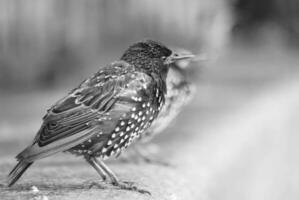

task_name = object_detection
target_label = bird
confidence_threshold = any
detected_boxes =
[124,48,198,163]
[7,40,195,193]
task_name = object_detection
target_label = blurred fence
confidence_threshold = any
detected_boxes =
[0,0,232,89]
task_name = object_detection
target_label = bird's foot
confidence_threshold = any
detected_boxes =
[113,181,151,195]
[83,180,107,189]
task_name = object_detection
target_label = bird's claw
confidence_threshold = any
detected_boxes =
[83,180,107,189]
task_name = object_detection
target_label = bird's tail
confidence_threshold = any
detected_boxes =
[7,160,33,187]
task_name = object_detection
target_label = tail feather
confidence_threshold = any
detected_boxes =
[7,161,33,187]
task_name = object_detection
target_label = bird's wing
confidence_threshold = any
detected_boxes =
[17,61,152,162]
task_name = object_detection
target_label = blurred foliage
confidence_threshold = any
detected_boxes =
[0,0,232,90]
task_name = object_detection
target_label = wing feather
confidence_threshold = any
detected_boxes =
[17,126,99,162]
[18,61,142,161]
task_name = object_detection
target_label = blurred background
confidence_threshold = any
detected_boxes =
[0,0,299,200]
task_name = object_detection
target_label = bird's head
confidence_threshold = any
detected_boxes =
[121,40,195,79]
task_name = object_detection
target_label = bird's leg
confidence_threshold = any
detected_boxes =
[84,155,107,189]
[94,158,151,195]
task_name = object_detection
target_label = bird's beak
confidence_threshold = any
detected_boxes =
[164,52,196,65]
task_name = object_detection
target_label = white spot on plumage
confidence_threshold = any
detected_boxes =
[120,121,125,126]
[75,98,81,105]
[138,111,143,116]
[112,133,116,138]
[126,126,131,131]
[143,84,147,89]
[107,140,112,145]
[131,96,138,101]
[115,127,120,132]
[120,132,124,136]
[110,150,115,156]
[102,148,107,153]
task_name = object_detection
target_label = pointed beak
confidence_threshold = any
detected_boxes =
[164,52,196,65]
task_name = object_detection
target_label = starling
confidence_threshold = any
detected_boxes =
[7,40,194,193]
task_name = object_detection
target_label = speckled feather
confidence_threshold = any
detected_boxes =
[16,61,166,162]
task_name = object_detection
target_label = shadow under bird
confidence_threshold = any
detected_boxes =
[7,40,194,193]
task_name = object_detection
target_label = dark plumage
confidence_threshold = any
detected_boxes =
[7,40,194,193]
